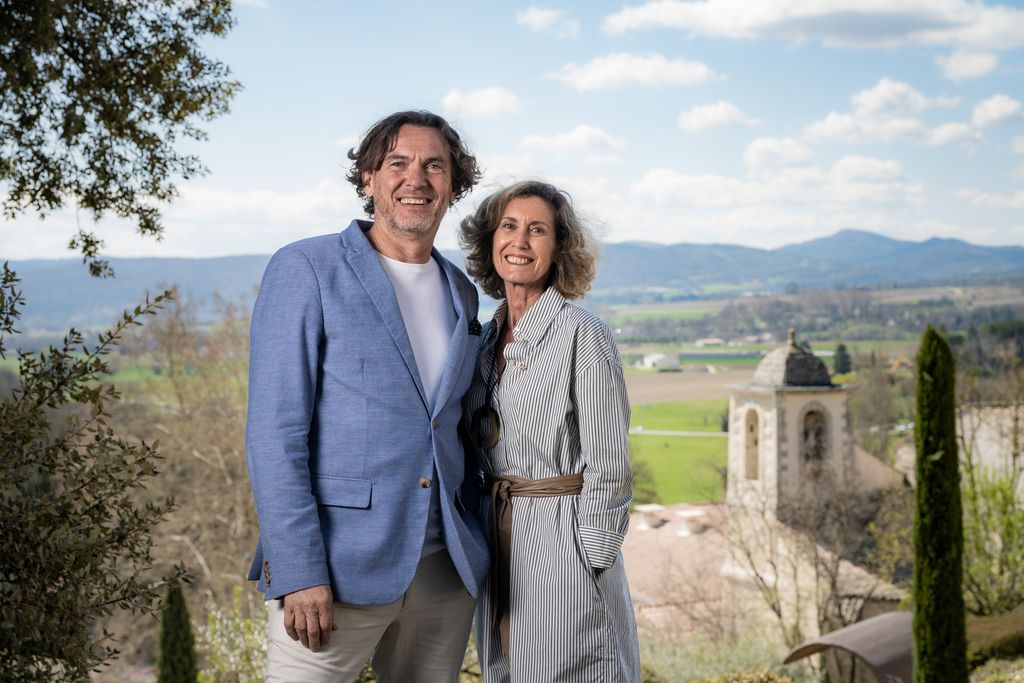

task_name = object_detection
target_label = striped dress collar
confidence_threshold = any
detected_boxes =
[494,286,566,347]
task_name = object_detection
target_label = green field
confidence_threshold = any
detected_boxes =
[702,356,761,368]
[630,434,727,504]
[631,398,727,432]
[611,308,713,323]
[629,398,730,504]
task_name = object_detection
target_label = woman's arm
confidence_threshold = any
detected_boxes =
[572,330,633,572]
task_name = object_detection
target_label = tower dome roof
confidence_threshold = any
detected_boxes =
[752,330,832,387]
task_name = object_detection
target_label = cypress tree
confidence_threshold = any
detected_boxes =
[912,326,967,683]
[157,579,198,683]
[833,343,852,375]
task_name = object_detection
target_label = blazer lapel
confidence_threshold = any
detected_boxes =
[344,227,429,412]
[430,254,471,418]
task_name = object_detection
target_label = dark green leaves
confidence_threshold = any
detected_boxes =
[0,0,239,274]
[0,267,178,681]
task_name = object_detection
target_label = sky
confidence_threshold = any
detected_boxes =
[5,0,1024,260]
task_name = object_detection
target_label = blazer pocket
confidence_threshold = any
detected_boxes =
[311,475,372,509]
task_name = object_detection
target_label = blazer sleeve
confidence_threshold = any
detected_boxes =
[246,246,330,598]
[572,330,633,571]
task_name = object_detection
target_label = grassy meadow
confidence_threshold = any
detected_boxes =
[628,398,730,504]
[630,433,727,504]
[631,399,727,432]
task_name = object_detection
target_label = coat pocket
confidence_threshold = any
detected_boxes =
[311,475,372,508]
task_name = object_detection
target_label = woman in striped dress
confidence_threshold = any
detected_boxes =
[458,181,640,682]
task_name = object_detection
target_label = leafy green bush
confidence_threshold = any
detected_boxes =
[969,657,1024,683]
[686,669,794,683]
[196,587,266,683]
[639,635,812,683]
[642,663,669,683]
[0,264,175,682]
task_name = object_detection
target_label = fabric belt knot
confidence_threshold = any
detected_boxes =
[488,473,585,657]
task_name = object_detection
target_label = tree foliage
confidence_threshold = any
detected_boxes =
[0,263,176,681]
[833,343,851,375]
[158,578,198,683]
[0,0,238,275]
[958,401,1024,616]
[913,325,967,683]
[196,586,265,683]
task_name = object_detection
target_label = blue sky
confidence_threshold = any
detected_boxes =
[6,0,1024,259]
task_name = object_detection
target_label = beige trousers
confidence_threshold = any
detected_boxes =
[265,550,476,683]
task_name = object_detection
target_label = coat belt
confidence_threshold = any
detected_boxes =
[487,473,585,656]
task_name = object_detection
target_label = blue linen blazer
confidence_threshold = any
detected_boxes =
[245,219,490,604]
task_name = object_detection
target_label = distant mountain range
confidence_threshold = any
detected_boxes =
[7,229,1024,331]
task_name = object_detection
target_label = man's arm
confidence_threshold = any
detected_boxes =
[283,585,336,651]
[246,247,335,647]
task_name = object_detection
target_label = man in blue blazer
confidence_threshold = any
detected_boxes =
[246,111,489,682]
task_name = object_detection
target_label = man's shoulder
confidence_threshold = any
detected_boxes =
[273,220,367,259]
[275,232,344,259]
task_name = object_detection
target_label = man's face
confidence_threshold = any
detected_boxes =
[362,125,454,239]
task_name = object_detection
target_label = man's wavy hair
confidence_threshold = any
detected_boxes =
[459,181,598,301]
[345,111,481,216]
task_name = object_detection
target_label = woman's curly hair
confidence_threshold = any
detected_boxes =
[458,181,598,300]
[346,111,481,216]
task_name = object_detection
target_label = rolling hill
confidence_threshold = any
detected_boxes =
[6,229,1023,331]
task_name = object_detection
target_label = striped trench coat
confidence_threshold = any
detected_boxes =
[463,287,640,682]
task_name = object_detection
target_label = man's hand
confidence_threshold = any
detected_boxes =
[283,584,336,652]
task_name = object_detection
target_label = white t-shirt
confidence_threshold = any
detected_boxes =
[377,253,457,407]
[377,252,457,557]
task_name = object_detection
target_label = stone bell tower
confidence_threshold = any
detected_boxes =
[726,331,854,519]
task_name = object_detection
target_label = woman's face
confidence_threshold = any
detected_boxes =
[491,195,558,296]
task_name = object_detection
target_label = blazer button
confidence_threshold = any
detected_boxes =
[419,476,432,488]
[431,419,439,429]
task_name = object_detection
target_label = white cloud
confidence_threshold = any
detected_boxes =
[971,94,1022,128]
[516,6,580,37]
[631,155,920,209]
[334,134,360,150]
[923,122,981,147]
[677,101,760,131]
[936,50,999,81]
[609,152,940,248]
[805,112,924,143]
[521,124,624,152]
[517,6,560,30]
[602,0,1024,51]
[851,77,955,118]
[549,52,716,91]
[1013,136,1024,155]
[742,137,813,170]
[442,87,521,118]
[584,153,622,165]
[806,78,972,146]
[1,180,366,259]
[956,188,1024,209]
